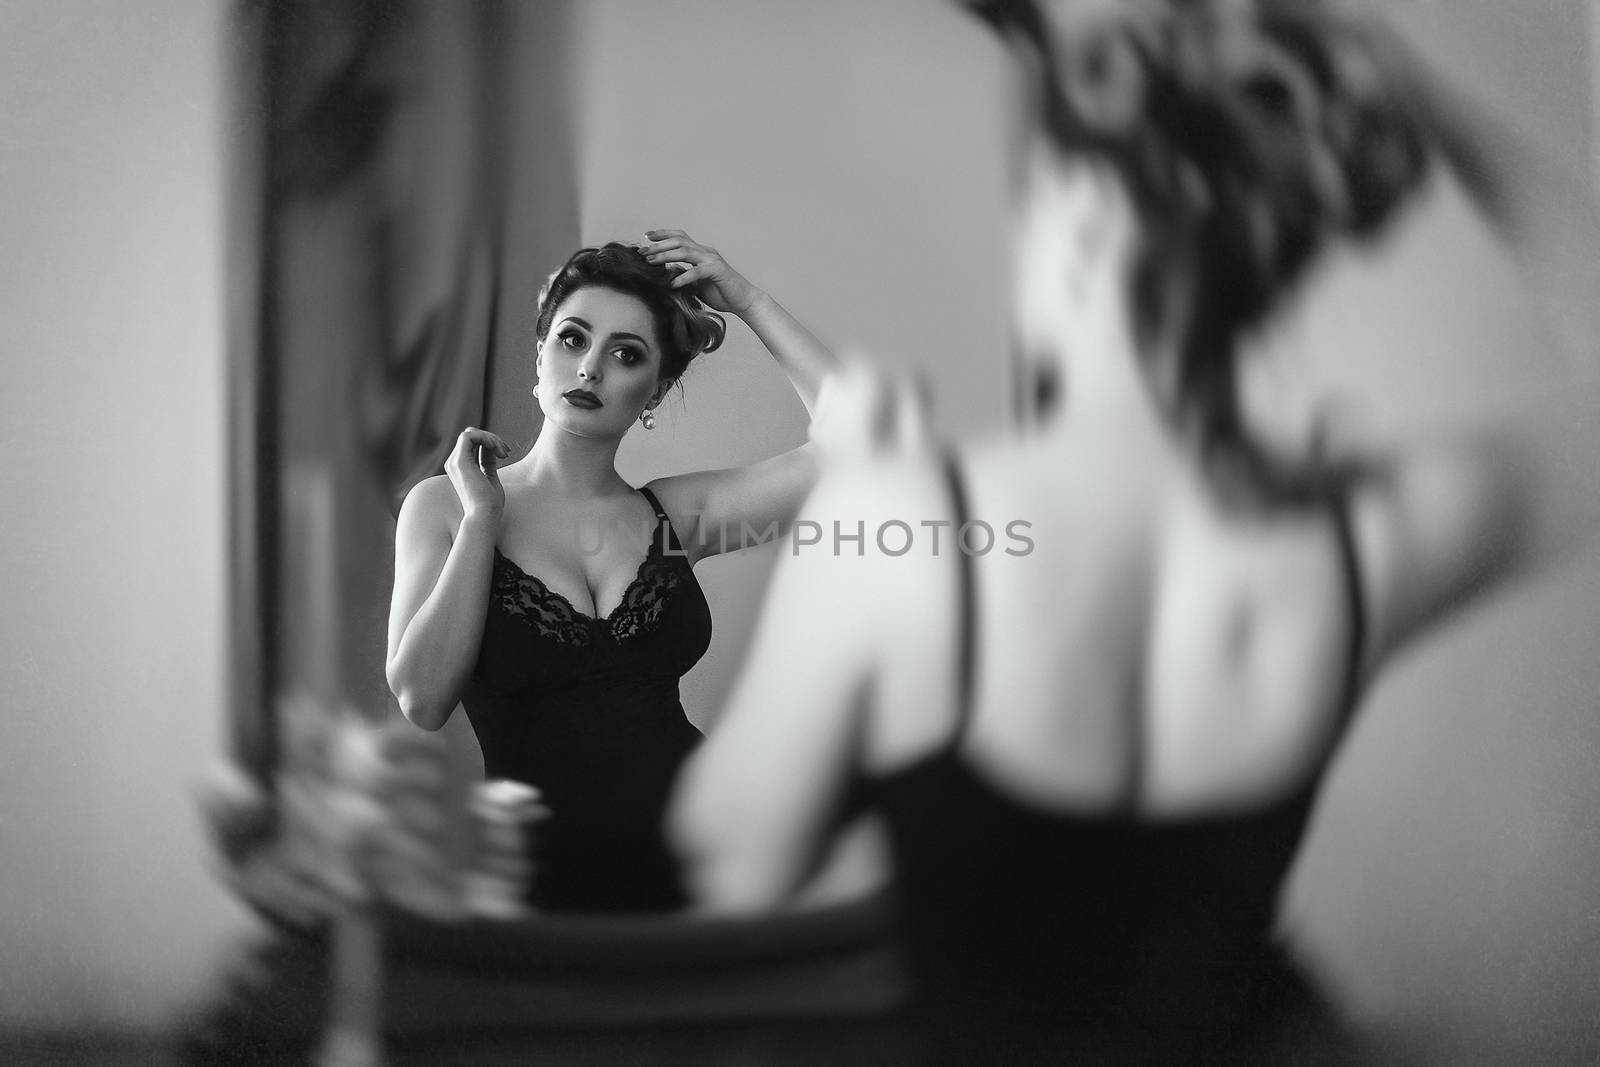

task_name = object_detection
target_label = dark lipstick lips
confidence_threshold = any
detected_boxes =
[563,389,602,408]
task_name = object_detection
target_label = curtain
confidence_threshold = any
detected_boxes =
[235,0,578,756]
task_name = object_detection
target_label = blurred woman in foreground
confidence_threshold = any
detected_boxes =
[671,0,1600,1059]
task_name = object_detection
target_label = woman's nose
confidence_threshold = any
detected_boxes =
[578,356,603,383]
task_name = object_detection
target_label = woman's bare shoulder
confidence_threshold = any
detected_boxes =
[396,474,464,538]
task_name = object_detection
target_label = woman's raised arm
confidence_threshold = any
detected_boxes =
[632,230,841,560]
[1324,385,1600,686]
[1308,14,1600,679]
[644,366,933,561]
[1371,15,1600,378]
[385,428,509,730]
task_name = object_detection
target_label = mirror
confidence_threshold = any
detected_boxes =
[201,0,1010,1056]
[226,0,1012,774]
[200,10,1004,1049]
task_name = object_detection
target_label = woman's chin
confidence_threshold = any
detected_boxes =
[545,413,627,441]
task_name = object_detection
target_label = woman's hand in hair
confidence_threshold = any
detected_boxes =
[637,229,761,316]
[640,229,840,413]
[445,426,509,524]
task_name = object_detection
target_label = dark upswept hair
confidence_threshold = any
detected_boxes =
[534,242,726,384]
[971,0,1434,499]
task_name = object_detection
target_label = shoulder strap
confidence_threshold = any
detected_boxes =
[943,453,979,753]
[1328,491,1369,709]
[636,485,668,521]
[635,486,684,556]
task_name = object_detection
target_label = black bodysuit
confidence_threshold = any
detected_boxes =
[861,459,1365,1062]
[462,487,710,912]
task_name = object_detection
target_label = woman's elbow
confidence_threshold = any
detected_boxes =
[386,663,454,731]
[669,794,798,913]
[398,696,452,732]
[679,848,795,916]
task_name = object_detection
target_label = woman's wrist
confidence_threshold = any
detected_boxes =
[731,287,776,323]
[456,508,501,541]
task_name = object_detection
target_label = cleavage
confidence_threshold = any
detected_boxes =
[499,506,658,620]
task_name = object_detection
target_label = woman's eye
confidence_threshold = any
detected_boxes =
[559,331,585,350]
[612,347,641,365]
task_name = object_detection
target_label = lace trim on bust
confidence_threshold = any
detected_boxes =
[608,553,691,639]
[489,555,597,647]
[490,543,692,644]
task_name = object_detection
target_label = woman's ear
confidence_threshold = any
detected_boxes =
[648,379,673,409]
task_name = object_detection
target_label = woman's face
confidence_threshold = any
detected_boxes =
[536,285,669,439]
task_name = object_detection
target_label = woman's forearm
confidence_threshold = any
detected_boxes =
[736,290,838,415]
[387,512,498,730]
[1395,32,1600,377]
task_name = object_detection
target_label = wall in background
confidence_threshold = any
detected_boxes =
[0,0,254,1031]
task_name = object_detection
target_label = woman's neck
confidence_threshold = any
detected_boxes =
[1027,335,1176,449]
[508,426,632,497]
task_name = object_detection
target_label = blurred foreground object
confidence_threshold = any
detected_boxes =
[463,779,544,920]
[191,697,546,1065]
[809,360,935,465]
[188,701,905,1063]
[199,694,541,929]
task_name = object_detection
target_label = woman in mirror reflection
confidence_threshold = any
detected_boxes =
[671,0,1600,1060]
[387,232,837,912]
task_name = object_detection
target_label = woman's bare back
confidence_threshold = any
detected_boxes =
[858,420,1361,822]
